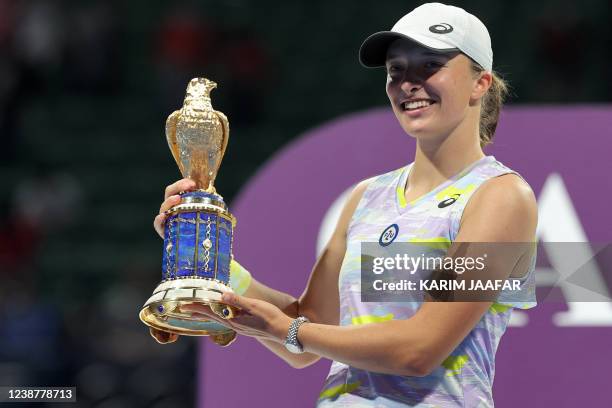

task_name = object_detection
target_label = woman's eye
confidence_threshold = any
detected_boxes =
[425,61,444,69]
[386,66,400,73]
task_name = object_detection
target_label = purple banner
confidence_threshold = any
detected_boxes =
[198,106,612,407]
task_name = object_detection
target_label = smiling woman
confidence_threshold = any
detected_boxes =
[382,39,508,149]
[152,2,537,408]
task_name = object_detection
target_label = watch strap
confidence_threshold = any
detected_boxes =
[284,316,309,354]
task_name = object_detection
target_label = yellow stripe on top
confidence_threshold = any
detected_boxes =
[408,237,452,251]
[396,186,408,208]
[434,184,477,201]
[351,313,395,325]
[489,303,511,314]
[318,381,362,400]
[442,355,470,376]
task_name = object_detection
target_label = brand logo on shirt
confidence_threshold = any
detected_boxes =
[437,193,461,208]
[429,23,453,34]
[379,224,399,246]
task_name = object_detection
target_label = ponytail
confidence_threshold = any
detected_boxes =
[471,63,510,147]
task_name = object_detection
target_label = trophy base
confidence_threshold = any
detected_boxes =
[139,278,240,342]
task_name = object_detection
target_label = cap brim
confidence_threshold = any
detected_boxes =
[359,31,459,68]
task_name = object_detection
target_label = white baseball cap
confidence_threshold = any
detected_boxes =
[359,2,493,71]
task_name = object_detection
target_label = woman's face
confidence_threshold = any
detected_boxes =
[385,38,485,142]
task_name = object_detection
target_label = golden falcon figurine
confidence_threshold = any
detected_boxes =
[140,78,240,347]
[165,78,229,193]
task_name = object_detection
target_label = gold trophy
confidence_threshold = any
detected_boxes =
[139,78,239,346]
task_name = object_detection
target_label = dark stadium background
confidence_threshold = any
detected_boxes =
[0,1,610,407]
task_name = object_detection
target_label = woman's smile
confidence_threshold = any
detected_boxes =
[400,99,438,117]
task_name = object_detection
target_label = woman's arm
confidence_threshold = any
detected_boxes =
[175,178,371,367]
[296,173,538,375]
[206,173,537,375]
[239,278,314,368]
[243,179,372,368]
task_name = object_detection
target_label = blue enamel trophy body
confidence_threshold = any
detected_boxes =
[140,78,238,346]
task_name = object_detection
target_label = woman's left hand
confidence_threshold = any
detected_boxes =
[181,293,293,343]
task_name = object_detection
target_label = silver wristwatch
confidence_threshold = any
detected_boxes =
[284,316,310,354]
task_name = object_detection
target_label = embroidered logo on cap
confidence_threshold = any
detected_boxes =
[429,23,453,34]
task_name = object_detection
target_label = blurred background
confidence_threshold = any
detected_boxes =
[0,0,610,407]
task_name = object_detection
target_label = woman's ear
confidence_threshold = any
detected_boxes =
[472,71,493,100]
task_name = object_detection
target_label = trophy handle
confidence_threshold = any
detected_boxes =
[215,110,230,169]
[166,110,185,176]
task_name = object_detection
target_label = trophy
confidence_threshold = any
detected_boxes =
[139,78,239,346]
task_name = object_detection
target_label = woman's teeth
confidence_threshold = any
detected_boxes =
[403,100,435,110]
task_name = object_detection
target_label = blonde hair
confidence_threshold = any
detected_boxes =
[470,62,510,147]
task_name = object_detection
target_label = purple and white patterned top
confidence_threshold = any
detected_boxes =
[317,155,537,407]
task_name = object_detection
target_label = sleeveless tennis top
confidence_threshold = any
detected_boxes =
[316,155,537,408]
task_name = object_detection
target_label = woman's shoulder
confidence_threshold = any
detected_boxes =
[372,164,410,184]
[480,173,536,210]
[480,157,536,204]
[358,164,410,194]
[466,157,536,210]
[342,165,409,221]
[460,172,538,241]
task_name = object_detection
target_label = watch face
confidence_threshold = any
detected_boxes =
[285,342,302,354]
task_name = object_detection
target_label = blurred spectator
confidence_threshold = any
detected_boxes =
[0,277,68,386]
[0,0,64,163]
[62,2,122,94]
[12,168,81,231]
[153,6,271,126]
[0,1,23,163]
[0,52,21,162]
[0,200,41,276]
[532,2,604,102]
[0,167,81,276]
[154,6,220,109]
[222,29,270,126]
[12,0,64,75]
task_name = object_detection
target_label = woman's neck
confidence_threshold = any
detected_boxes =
[408,119,485,191]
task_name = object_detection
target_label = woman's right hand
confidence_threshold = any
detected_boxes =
[153,178,196,238]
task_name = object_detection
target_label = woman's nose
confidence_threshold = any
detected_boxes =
[400,80,422,95]
[394,70,423,94]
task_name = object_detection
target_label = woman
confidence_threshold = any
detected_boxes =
[153,3,537,407]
